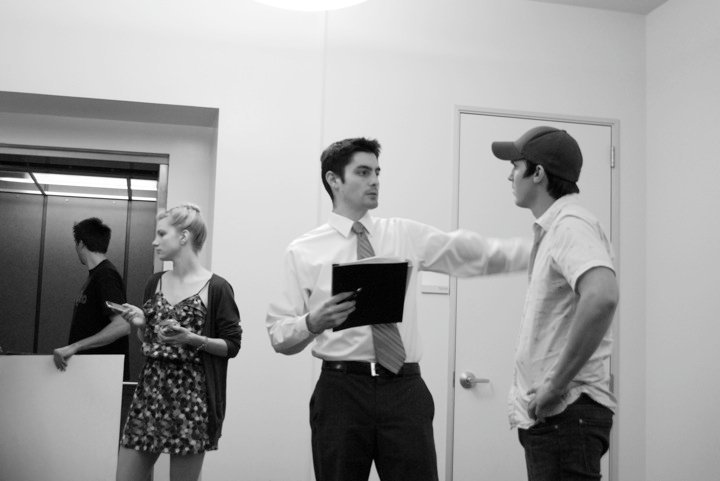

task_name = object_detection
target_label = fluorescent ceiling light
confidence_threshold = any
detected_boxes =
[1,171,158,200]
[131,179,158,191]
[0,172,33,184]
[34,173,127,189]
[253,0,368,11]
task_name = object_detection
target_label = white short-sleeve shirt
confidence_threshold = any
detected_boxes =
[509,194,617,429]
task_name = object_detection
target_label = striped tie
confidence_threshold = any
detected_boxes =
[352,222,407,374]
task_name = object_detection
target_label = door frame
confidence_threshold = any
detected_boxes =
[446,106,621,481]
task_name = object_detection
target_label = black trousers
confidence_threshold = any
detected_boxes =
[309,367,438,481]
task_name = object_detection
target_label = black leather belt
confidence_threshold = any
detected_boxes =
[322,360,420,377]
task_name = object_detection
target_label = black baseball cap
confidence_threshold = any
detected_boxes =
[491,126,583,183]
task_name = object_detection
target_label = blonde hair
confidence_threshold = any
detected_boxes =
[158,203,207,252]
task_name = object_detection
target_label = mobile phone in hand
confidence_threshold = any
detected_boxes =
[159,319,182,335]
[106,301,125,313]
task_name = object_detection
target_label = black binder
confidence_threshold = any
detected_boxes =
[331,258,411,331]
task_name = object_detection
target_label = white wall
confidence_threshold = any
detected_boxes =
[0,1,653,480]
[646,1,720,480]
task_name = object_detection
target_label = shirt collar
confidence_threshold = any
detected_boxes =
[534,193,580,233]
[328,211,375,238]
[89,258,109,274]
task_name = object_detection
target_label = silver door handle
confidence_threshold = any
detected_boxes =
[459,371,490,389]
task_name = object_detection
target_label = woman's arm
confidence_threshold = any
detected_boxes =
[206,277,242,358]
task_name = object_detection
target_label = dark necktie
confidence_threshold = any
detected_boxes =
[352,222,407,373]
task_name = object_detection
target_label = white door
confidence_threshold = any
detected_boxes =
[450,111,615,480]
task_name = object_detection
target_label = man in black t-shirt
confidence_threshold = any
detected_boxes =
[53,217,130,378]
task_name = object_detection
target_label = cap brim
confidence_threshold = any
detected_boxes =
[491,141,522,161]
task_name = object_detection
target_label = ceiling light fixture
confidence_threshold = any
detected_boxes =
[33,173,126,189]
[0,171,157,201]
[130,179,158,191]
[253,0,368,12]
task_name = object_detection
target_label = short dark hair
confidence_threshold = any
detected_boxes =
[321,137,381,201]
[73,217,111,253]
[523,159,580,199]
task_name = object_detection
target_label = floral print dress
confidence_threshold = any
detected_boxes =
[120,278,217,454]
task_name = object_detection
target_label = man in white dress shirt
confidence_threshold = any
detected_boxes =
[266,137,530,481]
[492,126,619,481]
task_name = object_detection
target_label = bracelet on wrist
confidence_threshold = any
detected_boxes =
[196,335,209,352]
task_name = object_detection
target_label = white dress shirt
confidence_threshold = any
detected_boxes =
[508,194,617,429]
[267,212,531,362]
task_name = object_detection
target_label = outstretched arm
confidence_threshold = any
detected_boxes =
[411,221,532,277]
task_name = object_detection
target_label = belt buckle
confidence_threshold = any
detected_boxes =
[370,362,379,377]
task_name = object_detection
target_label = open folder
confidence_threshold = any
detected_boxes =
[331,257,412,331]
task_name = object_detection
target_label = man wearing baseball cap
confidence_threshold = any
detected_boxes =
[492,126,619,480]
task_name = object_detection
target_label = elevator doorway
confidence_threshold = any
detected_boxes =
[0,145,168,387]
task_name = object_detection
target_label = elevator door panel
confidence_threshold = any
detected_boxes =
[0,192,43,353]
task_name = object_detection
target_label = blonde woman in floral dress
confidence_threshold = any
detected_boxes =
[115,204,242,481]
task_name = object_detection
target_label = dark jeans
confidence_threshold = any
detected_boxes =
[309,369,438,481]
[518,394,613,481]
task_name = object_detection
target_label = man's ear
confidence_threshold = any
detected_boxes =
[532,164,547,184]
[325,171,341,189]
